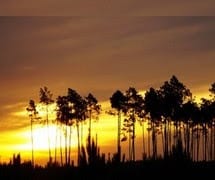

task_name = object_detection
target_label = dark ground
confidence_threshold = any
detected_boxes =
[0,160,215,180]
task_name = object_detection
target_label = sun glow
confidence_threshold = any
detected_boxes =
[0,89,212,165]
[0,100,118,164]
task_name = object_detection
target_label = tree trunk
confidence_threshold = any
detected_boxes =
[117,110,121,162]
[77,123,81,166]
[60,124,63,166]
[204,123,207,161]
[68,126,72,165]
[196,124,200,161]
[152,120,156,159]
[46,105,52,163]
[142,120,146,158]
[89,110,92,146]
[65,124,68,165]
[148,124,151,158]
[31,117,34,166]
[132,118,135,161]
[164,118,168,158]
[54,121,58,164]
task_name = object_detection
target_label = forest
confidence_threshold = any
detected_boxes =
[1,75,215,179]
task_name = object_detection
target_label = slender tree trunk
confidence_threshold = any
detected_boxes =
[81,121,83,147]
[148,125,151,158]
[46,105,52,163]
[175,121,178,149]
[132,118,135,161]
[68,126,72,166]
[31,117,34,166]
[89,110,92,146]
[161,124,165,157]
[65,124,68,165]
[77,122,81,166]
[186,122,190,156]
[117,110,121,162]
[204,123,207,161]
[168,120,172,155]
[202,125,205,161]
[142,120,146,158]
[129,127,131,161]
[164,118,168,158]
[196,124,200,161]
[60,124,63,166]
[152,121,156,159]
[191,125,194,161]
[54,121,58,164]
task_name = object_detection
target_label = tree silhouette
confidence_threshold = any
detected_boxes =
[200,82,215,161]
[56,95,71,165]
[181,100,199,159]
[39,86,54,163]
[85,93,101,156]
[67,88,87,166]
[26,99,39,166]
[110,90,126,162]
[209,82,215,160]
[23,78,215,167]
[200,98,211,161]
[123,87,144,161]
[209,82,215,96]
[144,87,162,159]
[160,75,191,157]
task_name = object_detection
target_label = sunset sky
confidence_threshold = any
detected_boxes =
[0,1,215,165]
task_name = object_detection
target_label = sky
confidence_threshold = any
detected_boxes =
[0,1,215,165]
[0,0,215,16]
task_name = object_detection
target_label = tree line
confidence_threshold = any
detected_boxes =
[26,75,215,167]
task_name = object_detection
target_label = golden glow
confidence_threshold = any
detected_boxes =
[0,90,212,165]
[0,100,118,165]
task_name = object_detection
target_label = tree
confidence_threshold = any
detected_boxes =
[200,82,215,161]
[160,75,191,119]
[144,87,162,159]
[56,95,71,166]
[123,87,144,161]
[200,98,212,161]
[85,93,101,162]
[39,86,54,163]
[181,100,199,159]
[209,82,215,97]
[26,99,39,166]
[209,82,215,160]
[67,88,87,166]
[110,90,126,162]
[159,75,191,157]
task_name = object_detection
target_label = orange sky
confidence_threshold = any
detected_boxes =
[0,13,215,165]
[0,0,215,16]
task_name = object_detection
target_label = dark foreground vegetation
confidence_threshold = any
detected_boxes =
[0,159,215,179]
[1,136,215,180]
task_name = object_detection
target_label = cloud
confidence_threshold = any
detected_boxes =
[0,17,214,99]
